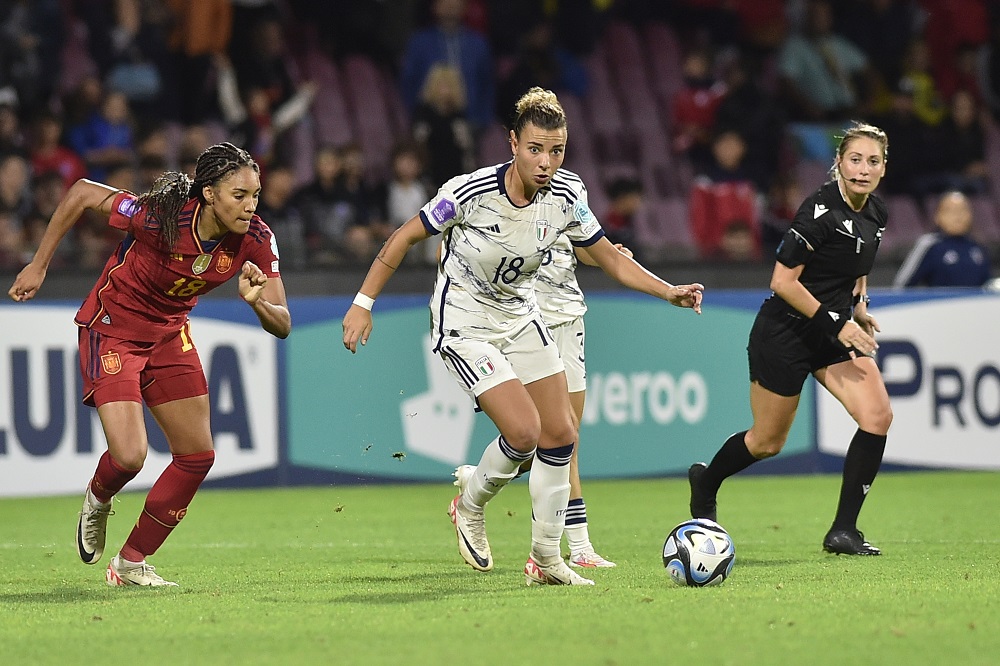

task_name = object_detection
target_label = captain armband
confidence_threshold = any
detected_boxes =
[775,229,812,267]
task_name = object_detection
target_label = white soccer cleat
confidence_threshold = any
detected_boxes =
[448,495,493,572]
[106,556,178,587]
[569,550,617,568]
[77,488,113,564]
[524,555,595,586]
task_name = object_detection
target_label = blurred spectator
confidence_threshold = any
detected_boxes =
[899,38,946,126]
[495,18,587,127]
[778,0,873,121]
[716,219,758,262]
[412,63,477,188]
[976,19,1000,123]
[376,141,433,262]
[63,77,105,132]
[0,210,21,269]
[602,177,643,263]
[165,0,233,124]
[0,0,62,114]
[92,0,166,107]
[378,142,430,231]
[832,0,920,111]
[0,153,32,219]
[688,129,761,259]
[400,0,494,132]
[256,162,307,270]
[893,191,991,287]
[230,16,304,121]
[29,112,88,191]
[138,153,168,192]
[216,53,316,170]
[714,54,786,190]
[760,174,803,256]
[872,78,933,197]
[67,90,135,182]
[948,42,985,105]
[298,145,375,266]
[915,89,989,196]
[0,89,25,154]
[27,171,68,225]
[920,0,990,100]
[670,49,726,170]
[104,161,139,193]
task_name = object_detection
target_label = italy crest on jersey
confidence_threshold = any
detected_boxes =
[536,220,550,242]
[192,253,212,275]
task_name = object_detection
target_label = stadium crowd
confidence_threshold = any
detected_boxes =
[0,0,998,277]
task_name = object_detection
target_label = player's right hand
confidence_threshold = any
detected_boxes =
[8,262,46,302]
[343,306,373,353]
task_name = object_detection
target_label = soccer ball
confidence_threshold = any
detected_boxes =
[662,518,735,587]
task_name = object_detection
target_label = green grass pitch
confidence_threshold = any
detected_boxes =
[2,471,998,665]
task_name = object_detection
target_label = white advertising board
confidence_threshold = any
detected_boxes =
[0,306,279,497]
[818,296,1000,469]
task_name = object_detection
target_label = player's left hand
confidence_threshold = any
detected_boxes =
[613,243,634,259]
[239,261,267,305]
[666,283,704,314]
[853,308,880,338]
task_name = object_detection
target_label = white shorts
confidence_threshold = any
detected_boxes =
[550,316,586,393]
[436,317,564,398]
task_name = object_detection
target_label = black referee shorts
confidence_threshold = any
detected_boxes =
[747,306,854,397]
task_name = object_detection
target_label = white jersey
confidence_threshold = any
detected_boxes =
[419,162,603,347]
[535,233,587,327]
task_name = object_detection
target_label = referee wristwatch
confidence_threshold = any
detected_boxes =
[853,293,870,306]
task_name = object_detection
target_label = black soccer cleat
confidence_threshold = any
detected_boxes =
[823,528,881,556]
[687,462,718,522]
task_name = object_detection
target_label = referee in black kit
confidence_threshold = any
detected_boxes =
[689,121,892,555]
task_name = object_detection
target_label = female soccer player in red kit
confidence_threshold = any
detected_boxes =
[8,142,291,586]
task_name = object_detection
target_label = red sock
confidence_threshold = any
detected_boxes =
[120,450,215,562]
[90,451,141,503]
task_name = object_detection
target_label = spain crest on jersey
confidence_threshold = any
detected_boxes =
[101,352,122,375]
[536,220,550,242]
[192,253,212,275]
[216,251,234,273]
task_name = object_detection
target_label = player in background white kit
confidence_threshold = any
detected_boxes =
[343,87,704,586]
[454,234,625,568]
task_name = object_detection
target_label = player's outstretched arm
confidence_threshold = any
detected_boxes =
[343,215,431,353]
[586,236,703,314]
[240,261,291,338]
[8,179,120,302]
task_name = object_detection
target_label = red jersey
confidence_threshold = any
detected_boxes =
[76,191,280,342]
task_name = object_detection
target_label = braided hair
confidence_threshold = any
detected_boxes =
[136,142,259,250]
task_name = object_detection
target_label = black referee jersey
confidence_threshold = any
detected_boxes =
[767,180,887,315]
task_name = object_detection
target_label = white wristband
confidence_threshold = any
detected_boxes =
[353,292,375,311]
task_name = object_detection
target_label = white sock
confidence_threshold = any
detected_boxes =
[462,436,533,513]
[565,498,591,554]
[529,446,573,566]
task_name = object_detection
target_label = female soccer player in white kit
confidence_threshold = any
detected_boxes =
[343,87,704,585]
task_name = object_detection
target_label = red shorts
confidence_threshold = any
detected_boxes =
[78,322,208,408]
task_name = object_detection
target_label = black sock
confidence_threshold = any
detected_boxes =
[831,429,887,531]
[701,431,757,496]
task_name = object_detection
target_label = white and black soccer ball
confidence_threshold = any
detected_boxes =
[662,518,735,587]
